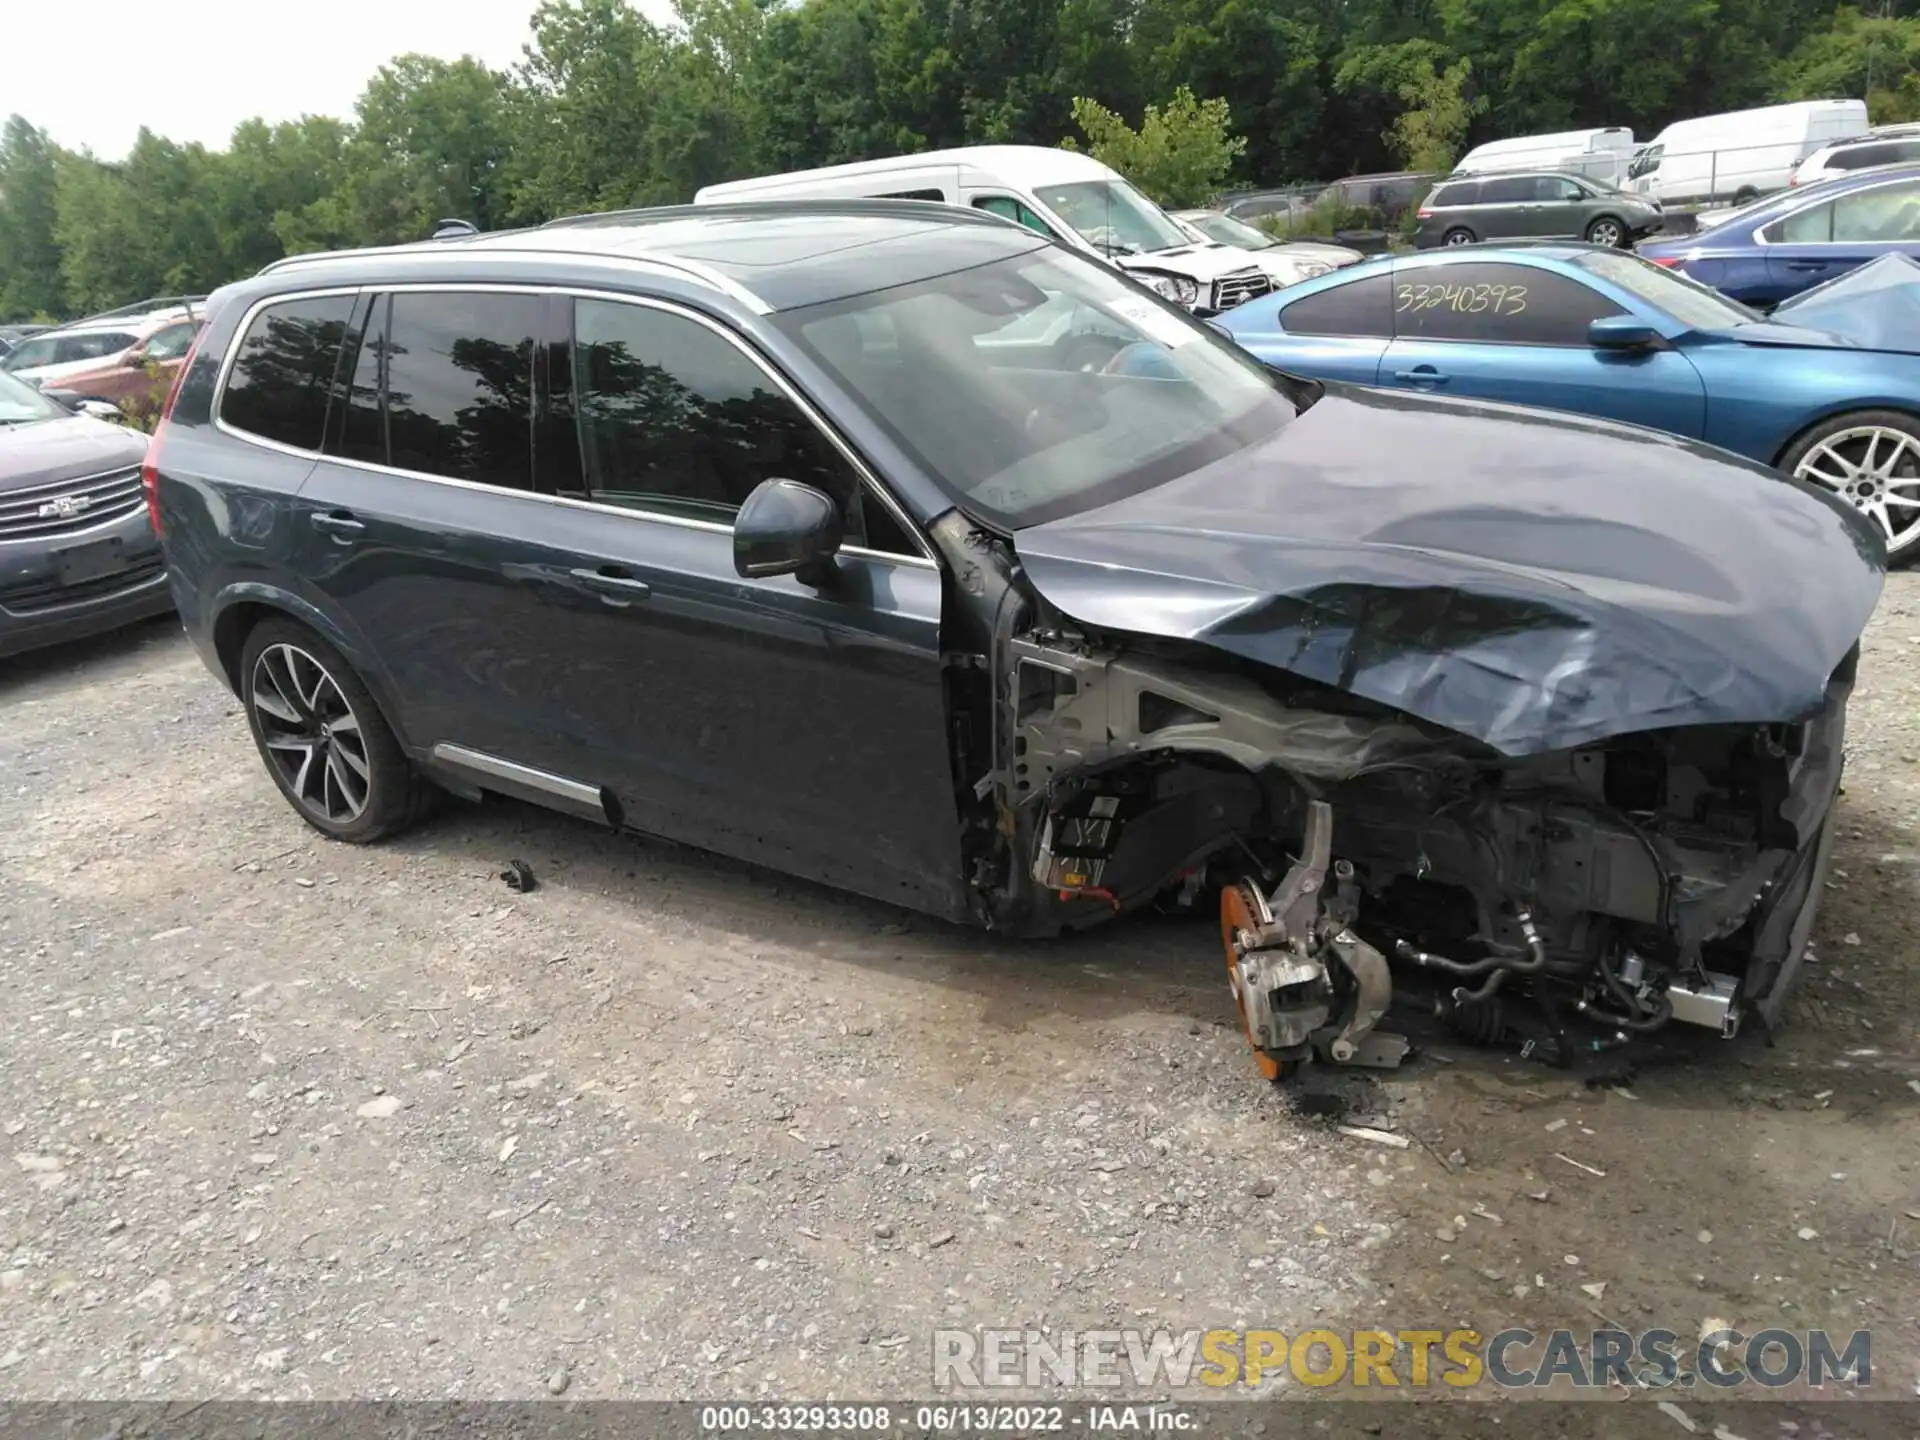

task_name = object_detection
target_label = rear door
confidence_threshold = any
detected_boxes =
[1764,177,1920,296]
[1379,259,1707,437]
[1475,175,1543,239]
[292,287,557,770]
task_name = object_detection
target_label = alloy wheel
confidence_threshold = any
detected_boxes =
[249,642,372,824]
[1589,219,1623,248]
[1793,425,1920,555]
[1445,230,1472,246]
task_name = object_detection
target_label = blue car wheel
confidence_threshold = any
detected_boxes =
[1779,408,1920,561]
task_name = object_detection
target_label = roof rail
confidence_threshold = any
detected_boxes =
[67,294,209,325]
[540,197,1014,231]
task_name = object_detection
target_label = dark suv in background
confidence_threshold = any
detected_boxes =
[1416,170,1662,249]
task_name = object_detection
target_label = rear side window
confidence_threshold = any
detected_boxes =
[1829,141,1920,171]
[219,294,355,452]
[1393,262,1623,345]
[1429,182,1479,207]
[337,291,538,490]
[1478,176,1534,204]
[1279,273,1394,338]
[878,189,945,201]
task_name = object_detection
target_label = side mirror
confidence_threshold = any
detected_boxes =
[122,350,148,368]
[733,478,843,586]
[1588,315,1663,350]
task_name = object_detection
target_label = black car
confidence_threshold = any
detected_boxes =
[153,201,1879,1079]
[1416,170,1663,249]
[1,370,166,658]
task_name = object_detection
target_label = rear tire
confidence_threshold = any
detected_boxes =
[1443,227,1475,247]
[1778,409,1920,562]
[1585,215,1627,248]
[238,618,439,842]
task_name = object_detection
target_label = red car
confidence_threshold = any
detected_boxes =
[6,309,202,410]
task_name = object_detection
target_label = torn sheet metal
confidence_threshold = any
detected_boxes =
[1014,385,1884,754]
[1772,251,1920,352]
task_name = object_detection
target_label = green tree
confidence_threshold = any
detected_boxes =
[0,116,64,319]
[1068,86,1246,206]
[336,55,514,243]
[506,0,676,218]
[1133,0,1324,186]
[1777,6,1920,123]
[1335,39,1484,173]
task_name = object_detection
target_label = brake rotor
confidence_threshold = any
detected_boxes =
[1222,880,1283,1081]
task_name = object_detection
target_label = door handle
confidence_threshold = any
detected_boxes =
[569,566,652,603]
[310,510,365,536]
[1393,367,1450,386]
[1786,260,1831,271]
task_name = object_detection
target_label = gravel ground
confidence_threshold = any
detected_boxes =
[2,575,1918,1418]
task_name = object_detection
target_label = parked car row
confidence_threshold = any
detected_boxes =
[1637,160,1920,307]
[0,303,204,406]
[137,198,1876,1078]
[1214,241,1920,559]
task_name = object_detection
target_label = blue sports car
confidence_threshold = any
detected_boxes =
[1212,243,1920,558]
[1637,161,1920,307]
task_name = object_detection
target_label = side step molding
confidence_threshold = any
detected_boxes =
[429,743,615,825]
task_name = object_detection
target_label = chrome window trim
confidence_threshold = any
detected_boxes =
[1753,173,1920,247]
[209,282,936,569]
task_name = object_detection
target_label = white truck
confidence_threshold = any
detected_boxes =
[694,146,1275,315]
[1627,100,1869,206]
[1454,127,1638,186]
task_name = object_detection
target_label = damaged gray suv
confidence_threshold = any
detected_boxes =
[151,201,1882,1080]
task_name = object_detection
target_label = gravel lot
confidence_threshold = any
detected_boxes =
[2,574,1918,1417]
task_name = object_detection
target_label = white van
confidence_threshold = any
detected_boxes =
[1454,127,1637,186]
[1628,100,1868,206]
[694,146,1274,315]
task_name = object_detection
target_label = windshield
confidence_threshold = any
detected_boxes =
[1573,250,1761,330]
[1183,211,1276,250]
[1035,179,1192,255]
[777,247,1296,528]
[0,369,65,425]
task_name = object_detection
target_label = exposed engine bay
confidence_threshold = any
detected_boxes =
[931,512,1851,1079]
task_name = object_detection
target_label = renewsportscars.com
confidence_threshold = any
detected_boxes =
[930,1326,1875,1391]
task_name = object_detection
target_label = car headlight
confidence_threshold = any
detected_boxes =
[1296,261,1333,281]
[1138,272,1200,307]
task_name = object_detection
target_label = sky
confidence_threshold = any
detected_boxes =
[4,0,674,160]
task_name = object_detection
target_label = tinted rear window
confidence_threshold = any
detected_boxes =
[1831,141,1920,170]
[1478,176,1535,204]
[219,294,355,452]
[1279,273,1394,337]
[1430,181,1480,207]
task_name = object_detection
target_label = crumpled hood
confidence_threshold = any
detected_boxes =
[1118,244,1262,284]
[0,414,148,493]
[1014,384,1884,755]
